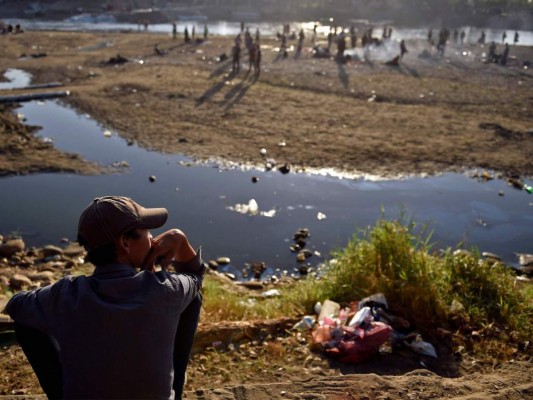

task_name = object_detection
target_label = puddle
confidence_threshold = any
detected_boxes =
[0,75,532,280]
[0,68,31,89]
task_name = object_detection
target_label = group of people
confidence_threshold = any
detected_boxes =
[232,27,262,77]
[182,24,209,43]
[0,22,24,34]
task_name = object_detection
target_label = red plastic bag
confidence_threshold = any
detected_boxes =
[327,322,392,364]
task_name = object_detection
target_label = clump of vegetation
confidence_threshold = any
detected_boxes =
[202,219,532,359]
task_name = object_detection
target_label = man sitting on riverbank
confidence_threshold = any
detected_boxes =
[5,196,205,399]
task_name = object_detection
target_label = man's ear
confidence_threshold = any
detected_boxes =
[115,235,130,253]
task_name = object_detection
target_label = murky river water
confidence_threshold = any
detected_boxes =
[0,70,531,280]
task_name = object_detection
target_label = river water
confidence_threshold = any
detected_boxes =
[0,71,531,280]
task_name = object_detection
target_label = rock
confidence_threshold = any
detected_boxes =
[265,158,276,170]
[290,244,301,253]
[29,271,55,282]
[63,243,85,258]
[482,252,501,261]
[208,260,219,270]
[297,249,313,262]
[9,274,33,290]
[453,249,472,257]
[236,281,264,290]
[278,163,291,174]
[251,262,266,279]
[0,239,25,257]
[216,257,231,265]
[516,253,533,266]
[293,229,310,241]
[40,261,66,272]
[42,245,64,258]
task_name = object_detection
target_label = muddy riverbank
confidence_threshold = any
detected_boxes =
[0,30,532,180]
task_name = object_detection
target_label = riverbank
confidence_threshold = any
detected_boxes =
[0,30,532,181]
[1,226,531,399]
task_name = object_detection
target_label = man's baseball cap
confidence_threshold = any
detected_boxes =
[77,196,168,251]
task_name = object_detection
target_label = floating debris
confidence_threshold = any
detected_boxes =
[317,212,327,220]
[227,199,276,217]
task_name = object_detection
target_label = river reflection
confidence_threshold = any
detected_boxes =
[0,99,531,280]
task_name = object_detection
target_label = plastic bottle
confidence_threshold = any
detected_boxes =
[524,184,533,194]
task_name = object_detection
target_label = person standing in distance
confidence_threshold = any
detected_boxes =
[5,196,205,399]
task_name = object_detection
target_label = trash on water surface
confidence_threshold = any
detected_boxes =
[228,199,276,217]
[317,212,327,220]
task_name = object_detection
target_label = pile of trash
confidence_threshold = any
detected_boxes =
[293,293,437,364]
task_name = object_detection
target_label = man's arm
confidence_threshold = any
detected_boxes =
[143,229,203,274]
[4,283,59,334]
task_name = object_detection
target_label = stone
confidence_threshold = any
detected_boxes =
[63,243,86,258]
[9,274,33,290]
[29,271,55,282]
[482,251,501,261]
[0,239,25,257]
[278,163,291,174]
[293,228,310,241]
[42,245,64,258]
[296,249,313,262]
[251,262,266,279]
[236,281,264,290]
[40,262,66,272]
[516,253,533,266]
[216,257,231,265]
[208,260,218,270]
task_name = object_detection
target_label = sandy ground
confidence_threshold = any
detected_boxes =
[0,30,532,399]
[0,30,532,180]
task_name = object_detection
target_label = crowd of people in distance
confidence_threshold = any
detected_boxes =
[231,26,262,77]
[0,21,24,34]
[168,21,523,77]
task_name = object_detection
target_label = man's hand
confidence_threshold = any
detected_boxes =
[142,229,196,271]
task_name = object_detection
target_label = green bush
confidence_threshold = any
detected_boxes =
[202,219,532,345]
